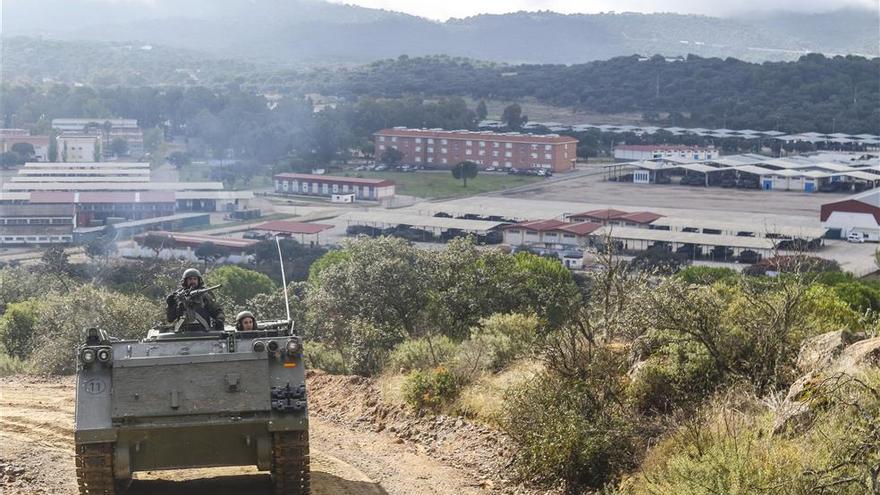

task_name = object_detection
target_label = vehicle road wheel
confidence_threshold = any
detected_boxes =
[272,430,310,495]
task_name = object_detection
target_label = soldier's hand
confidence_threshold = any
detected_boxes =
[165,293,177,305]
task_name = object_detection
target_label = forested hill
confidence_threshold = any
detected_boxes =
[2,0,878,63]
[2,39,878,134]
[311,54,880,134]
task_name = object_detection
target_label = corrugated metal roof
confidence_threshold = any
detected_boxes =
[569,209,629,220]
[274,173,395,187]
[595,226,779,250]
[0,203,75,217]
[3,182,223,192]
[29,191,176,204]
[340,212,503,233]
[254,220,335,235]
[24,162,149,168]
[650,218,827,239]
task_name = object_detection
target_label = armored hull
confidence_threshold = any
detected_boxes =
[73,323,309,494]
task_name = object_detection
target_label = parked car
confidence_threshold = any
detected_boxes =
[847,232,866,243]
[374,165,388,171]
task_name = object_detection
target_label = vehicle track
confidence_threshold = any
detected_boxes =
[0,376,489,495]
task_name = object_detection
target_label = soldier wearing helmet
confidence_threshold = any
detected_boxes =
[236,311,257,331]
[165,268,225,331]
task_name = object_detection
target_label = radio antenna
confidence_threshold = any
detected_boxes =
[275,234,292,322]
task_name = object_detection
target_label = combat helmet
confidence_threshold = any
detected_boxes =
[180,268,204,288]
[236,311,256,330]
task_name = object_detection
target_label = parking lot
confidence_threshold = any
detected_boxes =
[497,169,835,219]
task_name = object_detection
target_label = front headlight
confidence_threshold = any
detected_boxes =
[286,338,301,354]
[96,348,112,363]
[81,348,96,364]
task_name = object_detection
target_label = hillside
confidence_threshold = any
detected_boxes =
[2,0,877,63]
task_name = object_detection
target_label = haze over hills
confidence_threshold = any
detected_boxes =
[2,0,878,64]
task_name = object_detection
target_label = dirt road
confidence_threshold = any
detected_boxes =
[0,376,489,495]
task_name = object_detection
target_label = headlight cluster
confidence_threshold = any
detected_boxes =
[80,346,112,366]
[252,338,302,355]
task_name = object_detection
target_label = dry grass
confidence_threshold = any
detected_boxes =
[455,359,544,425]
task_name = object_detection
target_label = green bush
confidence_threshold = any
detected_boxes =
[26,285,163,375]
[348,318,401,376]
[621,373,880,495]
[208,265,276,305]
[0,300,43,360]
[626,340,722,415]
[402,367,459,411]
[675,266,737,285]
[452,313,541,383]
[0,353,29,376]
[304,341,348,375]
[473,312,539,371]
[386,335,458,372]
[503,369,639,492]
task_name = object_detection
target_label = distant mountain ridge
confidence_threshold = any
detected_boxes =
[2,0,877,64]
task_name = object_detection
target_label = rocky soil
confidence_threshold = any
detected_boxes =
[0,372,543,495]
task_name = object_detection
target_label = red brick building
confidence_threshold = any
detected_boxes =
[373,128,578,172]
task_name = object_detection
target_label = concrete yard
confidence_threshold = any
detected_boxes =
[496,170,840,218]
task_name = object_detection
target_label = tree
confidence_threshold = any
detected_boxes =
[141,233,167,258]
[110,137,129,157]
[0,151,23,168]
[168,151,192,167]
[84,237,116,260]
[379,147,403,166]
[209,265,276,306]
[501,103,527,130]
[194,242,222,270]
[452,161,478,187]
[40,246,73,290]
[0,300,43,360]
[305,237,430,361]
[476,100,488,121]
[630,246,687,274]
[10,142,35,160]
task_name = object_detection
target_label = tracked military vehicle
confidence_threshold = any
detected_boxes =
[73,316,310,494]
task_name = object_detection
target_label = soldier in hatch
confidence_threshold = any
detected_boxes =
[235,311,257,331]
[165,268,225,331]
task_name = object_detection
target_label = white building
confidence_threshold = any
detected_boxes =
[502,219,603,250]
[614,145,719,162]
[273,173,396,201]
[52,118,144,158]
[57,134,101,162]
[820,189,880,241]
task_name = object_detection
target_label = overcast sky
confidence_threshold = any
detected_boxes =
[331,0,878,20]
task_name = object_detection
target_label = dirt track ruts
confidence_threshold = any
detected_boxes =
[0,376,489,495]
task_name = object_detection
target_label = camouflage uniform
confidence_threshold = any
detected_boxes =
[165,268,225,331]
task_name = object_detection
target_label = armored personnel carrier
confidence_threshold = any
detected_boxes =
[73,318,309,494]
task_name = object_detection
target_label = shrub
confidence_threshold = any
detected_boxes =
[26,285,163,375]
[503,369,640,492]
[626,340,722,415]
[0,353,29,376]
[675,266,737,285]
[452,313,541,383]
[402,367,459,411]
[621,373,880,495]
[348,318,401,376]
[0,300,43,360]
[208,265,276,305]
[304,341,348,375]
[386,335,458,372]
